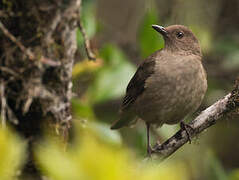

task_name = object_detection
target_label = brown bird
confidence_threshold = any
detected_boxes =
[111,24,207,155]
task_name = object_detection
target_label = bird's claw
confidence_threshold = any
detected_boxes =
[147,145,155,157]
[180,121,194,144]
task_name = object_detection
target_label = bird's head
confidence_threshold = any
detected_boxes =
[152,24,201,56]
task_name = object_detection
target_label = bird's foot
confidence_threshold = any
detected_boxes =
[147,145,155,157]
[180,121,194,144]
[156,140,161,146]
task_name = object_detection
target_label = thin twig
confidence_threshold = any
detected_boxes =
[0,20,61,66]
[44,9,62,44]
[151,79,239,160]
[0,82,7,128]
[0,21,35,60]
[78,12,96,60]
[0,66,20,78]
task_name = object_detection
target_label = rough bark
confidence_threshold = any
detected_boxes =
[0,0,82,178]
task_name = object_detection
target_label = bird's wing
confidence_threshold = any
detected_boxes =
[110,56,156,130]
[121,56,156,111]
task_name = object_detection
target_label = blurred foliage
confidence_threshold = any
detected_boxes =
[190,25,212,54]
[87,44,136,104]
[139,6,164,58]
[88,122,122,146]
[35,124,190,180]
[1,125,239,180]
[223,51,239,71]
[214,37,239,56]
[72,59,103,78]
[204,150,228,180]
[230,170,239,180]
[71,98,95,120]
[0,127,26,180]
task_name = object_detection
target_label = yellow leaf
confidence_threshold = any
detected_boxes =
[0,127,26,180]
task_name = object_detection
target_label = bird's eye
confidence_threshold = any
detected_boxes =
[176,32,184,39]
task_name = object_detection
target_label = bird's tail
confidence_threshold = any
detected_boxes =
[111,111,136,130]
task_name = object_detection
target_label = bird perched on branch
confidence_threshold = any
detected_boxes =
[111,24,207,156]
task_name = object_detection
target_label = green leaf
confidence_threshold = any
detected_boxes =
[88,122,122,146]
[35,139,83,180]
[88,44,136,103]
[138,8,164,58]
[71,98,95,120]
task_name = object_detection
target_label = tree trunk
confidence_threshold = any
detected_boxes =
[0,0,81,178]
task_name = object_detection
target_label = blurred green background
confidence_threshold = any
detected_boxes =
[1,0,239,179]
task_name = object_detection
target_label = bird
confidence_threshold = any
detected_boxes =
[110,24,207,156]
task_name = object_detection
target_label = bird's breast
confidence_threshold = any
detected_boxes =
[134,55,207,126]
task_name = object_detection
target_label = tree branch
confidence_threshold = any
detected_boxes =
[152,78,239,160]
[0,82,7,128]
[77,4,96,61]
[0,20,60,67]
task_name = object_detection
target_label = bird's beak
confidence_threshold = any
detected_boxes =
[152,25,168,36]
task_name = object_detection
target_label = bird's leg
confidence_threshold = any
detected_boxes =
[180,121,194,144]
[146,122,153,156]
